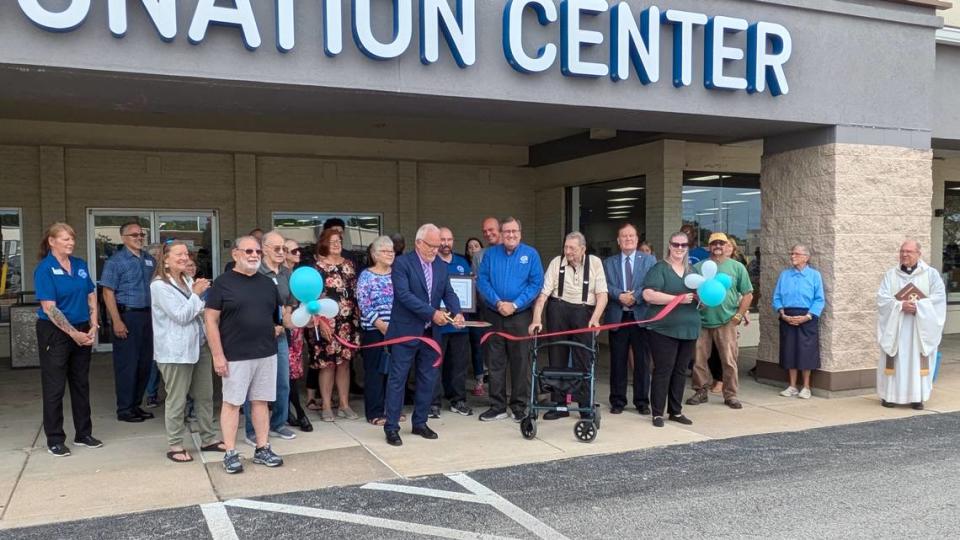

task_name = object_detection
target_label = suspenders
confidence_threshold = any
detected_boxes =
[556,255,590,304]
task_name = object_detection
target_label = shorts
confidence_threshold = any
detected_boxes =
[221,355,277,406]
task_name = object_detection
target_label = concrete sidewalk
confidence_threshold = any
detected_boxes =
[2,336,958,529]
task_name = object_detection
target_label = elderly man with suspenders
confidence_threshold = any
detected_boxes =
[529,232,608,420]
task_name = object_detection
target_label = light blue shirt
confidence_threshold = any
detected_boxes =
[772,265,825,317]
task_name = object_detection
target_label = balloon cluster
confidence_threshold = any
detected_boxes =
[683,260,732,307]
[289,267,339,327]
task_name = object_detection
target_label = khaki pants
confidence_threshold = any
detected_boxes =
[693,321,740,400]
[157,348,217,448]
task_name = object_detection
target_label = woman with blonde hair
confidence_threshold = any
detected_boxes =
[34,222,102,457]
[150,240,222,462]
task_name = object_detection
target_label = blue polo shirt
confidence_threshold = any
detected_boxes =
[772,265,825,318]
[477,243,544,311]
[100,247,155,308]
[34,254,96,325]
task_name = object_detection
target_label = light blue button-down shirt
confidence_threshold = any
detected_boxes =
[772,265,825,317]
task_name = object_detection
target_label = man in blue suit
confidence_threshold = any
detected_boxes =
[383,224,464,446]
[603,223,656,415]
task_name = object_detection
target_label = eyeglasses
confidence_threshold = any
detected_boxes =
[710,241,727,246]
[124,233,147,239]
[236,248,263,256]
[287,248,302,256]
[377,249,394,254]
[329,239,342,245]
[265,245,284,254]
[501,229,520,235]
[789,252,808,256]
[670,242,689,249]
[419,240,440,250]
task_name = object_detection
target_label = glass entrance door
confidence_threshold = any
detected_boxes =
[87,209,219,350]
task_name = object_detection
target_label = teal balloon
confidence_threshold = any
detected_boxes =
[290,267,324,303]
[699,279,727,307]
[716,273,733,289]
[306,300,321,314]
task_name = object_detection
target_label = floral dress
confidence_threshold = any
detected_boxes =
[305,258,360,369]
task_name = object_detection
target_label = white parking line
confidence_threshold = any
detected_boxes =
[446,473,571,540]
[223,499,521,540]
[360,482,486,504]
[200,503,239,540]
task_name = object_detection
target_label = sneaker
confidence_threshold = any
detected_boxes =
[449,401,473,416]
[145,396,160,408]
[252,444,283,467]
[685,390,708,406]
[223,450,244,474]
[73,435,103,448]
[47,443,71,457]
[478,408,509,422]
[270,427,297,440]
[243,435,257,448]
[428,406,441,419]
[780,386,800,397]
[512,409,525,423]
[798,387,812,399]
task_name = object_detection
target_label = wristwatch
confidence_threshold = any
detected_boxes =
[732,313,743,323]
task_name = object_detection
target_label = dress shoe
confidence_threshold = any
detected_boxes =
[724,399,743,410]
[543,410,570,420]
[652,416,665,428]
[411,425,438,440]
[135,407,155,419]
[881,399,895,408]
[637,404,651,415]
[668,414,693,425]
[385,431,403,446]
[912,402,924,410]
[610,406,624,415]
[298,415,314,432]
[117,413,145,423]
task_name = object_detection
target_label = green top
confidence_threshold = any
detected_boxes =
[642,260,701,341]
[694,258,753,328]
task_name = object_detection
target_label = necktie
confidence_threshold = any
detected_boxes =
[424,261,433,302]
[624,256,633,311]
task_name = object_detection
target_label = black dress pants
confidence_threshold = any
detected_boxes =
[648,330,696,418]
[544,298,593,406]
[608,313,651,409]
[37,320,93,446]
[484,305,532,414]
[433,331,471,407]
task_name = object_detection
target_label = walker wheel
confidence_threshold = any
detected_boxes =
[574,420,597,442]
[520,417,537,440]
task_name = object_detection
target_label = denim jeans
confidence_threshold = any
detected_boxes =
[245,333,290,437]
[145,361,161,399]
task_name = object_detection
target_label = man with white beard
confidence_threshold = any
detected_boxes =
[876,240,946,410]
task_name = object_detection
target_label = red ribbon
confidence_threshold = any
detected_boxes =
[321,295,684,368]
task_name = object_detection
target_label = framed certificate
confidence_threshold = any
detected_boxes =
[448,275,477,314]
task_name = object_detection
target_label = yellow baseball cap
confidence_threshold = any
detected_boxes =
[708,232,729,244]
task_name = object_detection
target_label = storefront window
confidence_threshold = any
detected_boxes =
[942,181,960,302]
[682,172,761,307]
[566,176,646,259]
[1,209,23,324]
[272,213,382,259]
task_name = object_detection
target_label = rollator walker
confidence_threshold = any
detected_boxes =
[519,330,600,443]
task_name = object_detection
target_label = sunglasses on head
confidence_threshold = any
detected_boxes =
[237,248,262,256]
[670,242,689,248]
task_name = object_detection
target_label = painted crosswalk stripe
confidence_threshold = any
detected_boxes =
[200,502,239,540]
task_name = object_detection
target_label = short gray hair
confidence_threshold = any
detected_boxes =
[901,239,922,252]
[565,231,586,248]
[233,235,259,249]
[415,223,439,241]
[263,230,286,245]
[791,244,810,256]
[501,217,522,231]
[371,235,393,253]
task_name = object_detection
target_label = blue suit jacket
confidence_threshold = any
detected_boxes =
[386,252,462,342]
[603,252,657,323]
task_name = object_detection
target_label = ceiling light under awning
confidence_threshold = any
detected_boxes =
[682,189,709,194]
[607,187,645,192]
[607,197,639,202]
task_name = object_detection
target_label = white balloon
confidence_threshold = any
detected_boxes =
[684,274,705,290]
[318,298,339,318]
[291,305,311,327]
[701,260,718,280]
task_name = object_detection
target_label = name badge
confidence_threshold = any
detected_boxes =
[51,268,64,275]
[145,260,154,267]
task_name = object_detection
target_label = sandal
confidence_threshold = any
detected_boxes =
[367,417,387,426]
[337,407,359,420]
[321,408,335,422]
[200,441,227,452]
[166,449,193,463]
[307,399,322,411]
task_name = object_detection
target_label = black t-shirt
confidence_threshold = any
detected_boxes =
[206,270,282,361]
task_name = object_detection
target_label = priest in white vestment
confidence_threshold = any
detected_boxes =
[876,240,946,409]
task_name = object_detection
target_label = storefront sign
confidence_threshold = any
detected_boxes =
[15,0,792,96]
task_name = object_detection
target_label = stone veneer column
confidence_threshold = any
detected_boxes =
[758,135,933,394]
[645,140,685,255]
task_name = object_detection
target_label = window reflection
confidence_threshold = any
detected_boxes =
[682,172,761,308]
[0,208,22,323]
[943,181,960,302]
[567,176,647,259]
